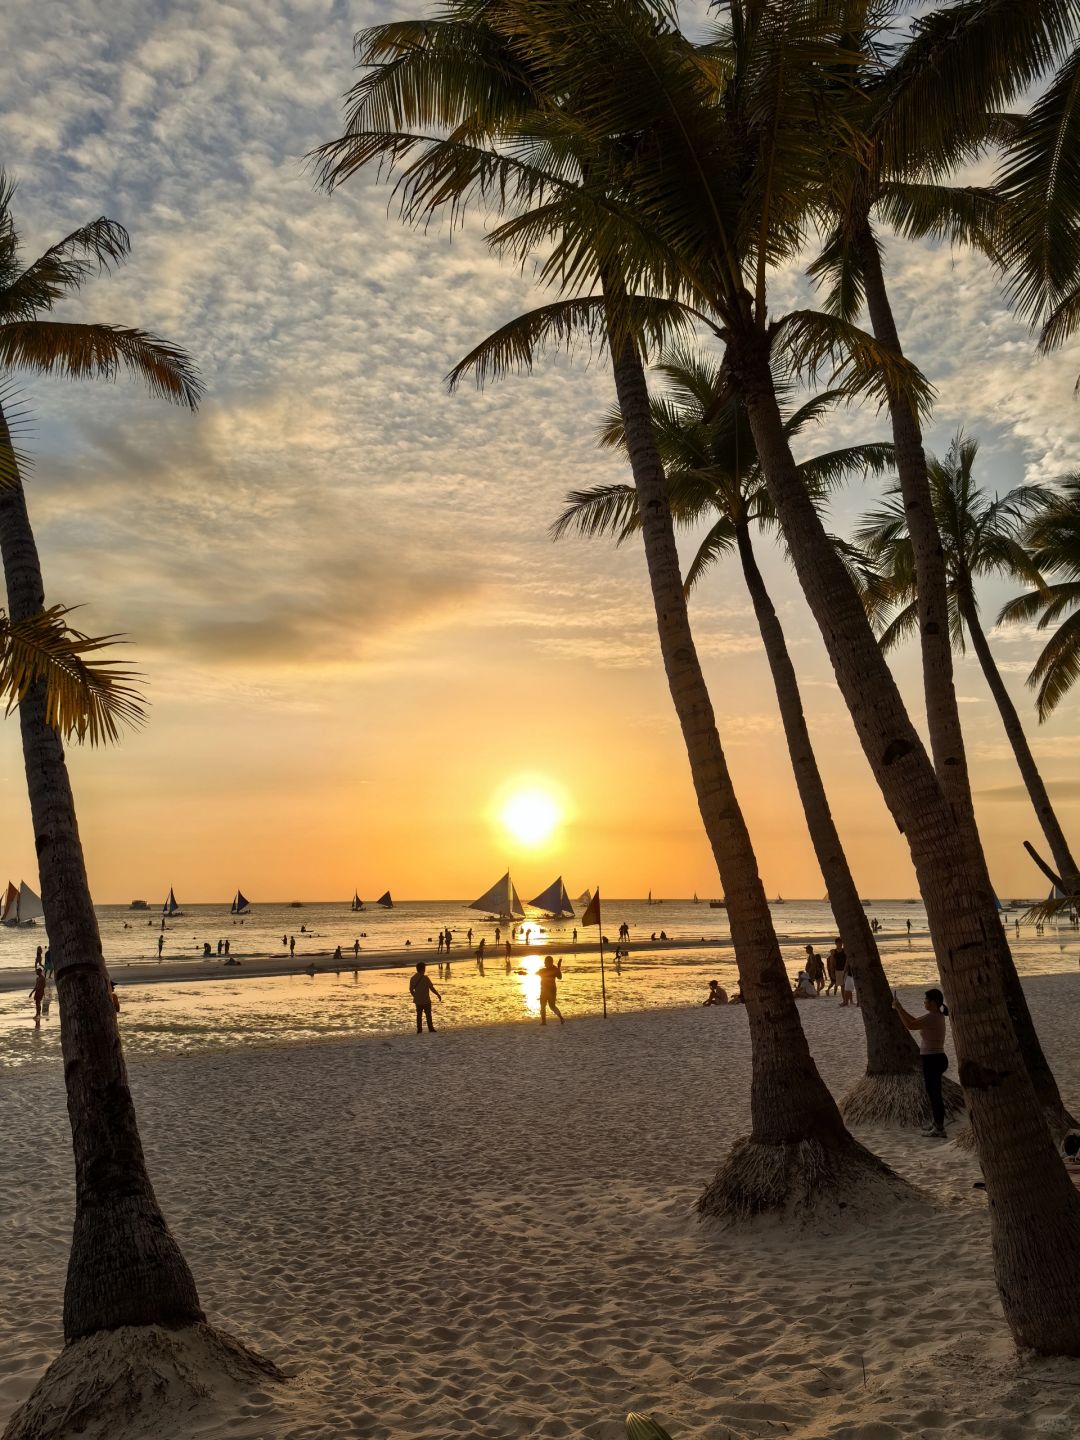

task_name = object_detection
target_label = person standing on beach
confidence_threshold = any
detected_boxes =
[538,955,564,1026]
[29,963,46,1024]
[572,928,577,945]
[832,940,848,1002]
[289,935,295,957]
[893,988,951,1138]
[353,938,359,958]
[467,927,473,945]
[437,930,444,954]
[804,944,824,992]
[157,933,164,960]
[906,919,912,938]
[495,926,501,945]
[409,961,442,1033]
[476,936,486,973]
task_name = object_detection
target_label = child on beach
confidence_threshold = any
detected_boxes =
[538,955,564,1026]
[409,961,442,1034]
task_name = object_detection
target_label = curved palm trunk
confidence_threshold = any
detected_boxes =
[857,221,1073,1128]
[0,404,204,1341]
[961,594,1080,892]
[730,323,1080,1354]
[732,521,959,1126]
[602,302,905,1219]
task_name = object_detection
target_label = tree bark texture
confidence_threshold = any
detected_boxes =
[961,596,1080,892]
[730,325,1080,1352]
[733,520,919,1084]
[857,224,1072,1124]
[0,403,205,1341]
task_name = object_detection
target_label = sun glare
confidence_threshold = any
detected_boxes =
[501,788,560,847]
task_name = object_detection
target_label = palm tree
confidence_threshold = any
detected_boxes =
[858,432,1080,897]
[555,346,961,1126]
[806,0,1079,1123]
[1000,476,1080,723]
[317,0,1080,1352]
[317,2,914,1219]
[0,179,278,1430]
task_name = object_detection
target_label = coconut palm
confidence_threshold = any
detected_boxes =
[857,432,1080,896]
[317,1,916,1219]
[999,476,1080,724]
[555,346,961,1126]
[0,179,278,1431]
[318,0,1080,1352]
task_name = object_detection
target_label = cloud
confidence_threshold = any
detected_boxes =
[977,780,1080,802]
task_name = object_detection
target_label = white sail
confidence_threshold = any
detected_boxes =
[0,881,18,924]
[528,876,574,918]
[377,891,394,908]
[470,871,525,918]
[576,888,592,905]
[17,882,43,923]
[231,889,250,914]
[163,887,180,915]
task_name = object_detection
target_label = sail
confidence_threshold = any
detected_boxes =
[351,892,364,911]
[0,881,18,923]
[18,882,43,923]
[231,889,250,914]
[528,876,574,917]
[576,888,592,905]
[377,891,394,908]
[470,871,525,918]
[163,887,180,915]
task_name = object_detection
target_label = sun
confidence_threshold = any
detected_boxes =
[501,787,561,847]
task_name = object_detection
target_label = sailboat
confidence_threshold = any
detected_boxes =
[528,876,575,919]
[351,891,365,912]
[230,889,251,915]
[693,892,701,904]
[1,880,43,927]
[377,891,394,909]
[470,871,525,921]
[576,888,592,906]
[163,887,184,918]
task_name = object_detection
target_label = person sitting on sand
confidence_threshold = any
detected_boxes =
[538,955,564,1026]
[203,942,212,957]
[703,979,728,1006]
[728,989,744,1004]
[893,987,950,1139]
[659,930,668,940]
[793,968,817,999]
[409,960,442,1034]
[333,945,342,960]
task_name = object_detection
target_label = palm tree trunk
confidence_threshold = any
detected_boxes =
[732,520,959,1126]
[601,298,907,1219]
[729,322,1080,1354]
[961,594,1080,891]
[0,402,204,1341]
[857,219,1073,1130]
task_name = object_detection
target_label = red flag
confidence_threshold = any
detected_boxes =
[581,888,601,928]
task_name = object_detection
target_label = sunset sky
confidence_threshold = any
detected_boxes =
[0,0,1077,905]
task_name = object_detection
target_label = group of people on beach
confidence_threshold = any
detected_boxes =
[792,939,857,1004]
[409,953,566,1032]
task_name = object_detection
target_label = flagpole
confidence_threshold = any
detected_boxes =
[597,887,606,1020]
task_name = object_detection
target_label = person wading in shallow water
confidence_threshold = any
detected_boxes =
[893,987,951,1138]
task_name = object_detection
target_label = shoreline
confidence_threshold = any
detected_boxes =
[0,928,938,994]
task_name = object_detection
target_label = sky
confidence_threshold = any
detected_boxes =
[0,0,1077,905]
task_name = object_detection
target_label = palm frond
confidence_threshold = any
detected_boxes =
[0,218,131,321]
[684,515,736,593]
[772,309,935,418]
[876,181,1003,259]
[1028,607,1080,720]
[0,606,146,745]
[0,321,202,409]
[796,441,894,495]
[550,482,640,543]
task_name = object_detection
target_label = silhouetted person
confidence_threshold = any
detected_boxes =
[157,934,164,959]
[538,955,564,1026]
[410,961,442,1033]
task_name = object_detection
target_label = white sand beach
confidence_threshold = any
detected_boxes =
[4,974,1080,1439]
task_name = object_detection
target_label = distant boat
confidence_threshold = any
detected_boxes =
[377,891,394,909]
[709,899,726,909]
[289,901,303,908]
[773,895,784,905]
[647,890,662,904]
[693,892,700,904]
[162,888,184,918]
[1,880,43,927]
[470,871,524,921]
[351,891,365,912]
[230,889,251,915]
[129,899,149,910]
[576,888,592,905]
[528,876,575,919]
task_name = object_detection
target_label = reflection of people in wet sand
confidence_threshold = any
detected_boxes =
[410,961,442,1033]
[538,955,564,1026]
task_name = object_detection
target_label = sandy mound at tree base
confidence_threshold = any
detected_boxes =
[1,1324,285,1440]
